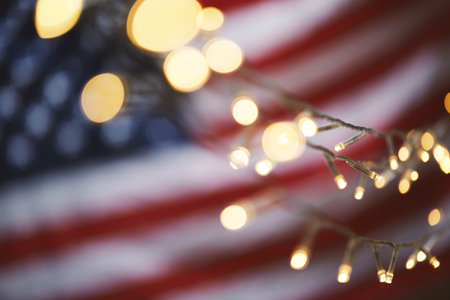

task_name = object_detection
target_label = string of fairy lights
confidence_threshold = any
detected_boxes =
[34,0,450,285]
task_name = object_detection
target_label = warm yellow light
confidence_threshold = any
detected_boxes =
[354,186,365,200]
[398,178,410,194]
[418,149,429,163]
[389,155,399,170]
[398,145,411,162]
[374,175,386,189]
[334,174,347,190]
[429,256,440,269]
[421,132,434,151]
[290,247,310,270]
[440,157,450,174]
[377,269,386,283]
[220,205,248,230]
[35,0,83,39]
[81,73,125,123]
[409,170,419,181]
[445,92,450,114]
[127,0,201,52]
[255,159,273,176]
[231,97,258,126]
[297,116,317,137]
[433,144,448,162]
[416,251,427,262]
[262,122,305,162]
[197,7,224,31]
[203,38,244,74]
[163,47,210,92]
[228,146,250,170]
[334,142,345,152]
[385,271,394,284]
[405,257,416,270]
[428,208,442,226]
[337,264,352,283]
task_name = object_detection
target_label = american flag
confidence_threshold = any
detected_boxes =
[0,0,449,299]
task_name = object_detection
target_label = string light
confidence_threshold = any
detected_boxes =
[439,157,450,174]
[398,177,411,194]
[374,170,395,189]
[317,123,339,132]
[420,131,435,151]
[417,149,429,163]
[428,208,442,226]
[231,96,259,126]
[255,159,273,176]
[203,38,244,74]
[35,0,83,39]
[163,47,210,92]
[416,250,427,262]
[445,92,450,114]
[433,144,448,162]
[409,169,419,181]
[398,144,411,162]
[354,184,365,200]
[296,114,318,137]
[262,122,305,162]
[337,239,357,283]
[334,131,366,152]
[80,73,126,123]
[197,7,224,31]
[386,136,399,171]
[372,246,386,283]
[405,252,417,270]
[429,256,440,269]
[385,247,398,284]
[324,155,347,189]
[220,204,249,230]
[290,222,320,270]
[228,146,250,169]
[127,0,201,52]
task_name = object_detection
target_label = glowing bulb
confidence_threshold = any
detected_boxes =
[290,247,310,270]
[409,170,419,181]
[127,0,201,52]
[377,269,386,283]
[385,271,394,284]
[231,97,258,126]
[398,178,410,194]
[337,264,352,283]
[354,186,365,200]
[220,205,248,230]
[334,143,345,152]
[428,208,442,226]
[297,116,317,137]
[418,149,429,163]
[416,251,427,262]
[440,157,450,174]
[420,132,434,151]
[35,0,83,39]
[445,92,450,114]
[334,174,347,190]
[203,38,244,73]
[255,159,273,176]
[433,144,448,162]
[262,122,305,162]
[389,155,399,170]
[197,7,224,31]
[405,257,416,270]
[163,47,210,92]
[228,147,250,169]
[429,256,440,269]
[374,175,386,189]
[81,73,125,123]
[398,145,411,162]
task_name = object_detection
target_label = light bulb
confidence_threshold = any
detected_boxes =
[377,269,386,283]
[220,204,248,230]
[409,170,419,181]
[228,147,250,169]
[433,144,448,162]
[398,145,411,162]
[429,256,440,269]
[337,264,352,283]
[197,7,224,32]
[385,271,394,284]
[334,143,345,152]
[262,122,305,162]
[405,257,416,270]
[163,47,210,92]
[389,156,399,170]
[416,251,427,262]
[297,116,317,137]
[428,208,442,226]
[255,159,273,176]
[231,96,258,126]
[398,178,410,194]
[334,174,347,190]
[354,186,365,200]
[374,175,386,189]
[420,132,434,151]
[127,0,201,52]
[439,157,450,174]
[35,0,83,39]
[80,73,125,123]
[290,247,310,270]
[418,149,429,163]
[203,38,244,74]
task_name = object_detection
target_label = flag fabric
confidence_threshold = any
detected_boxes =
[0,0,449,300]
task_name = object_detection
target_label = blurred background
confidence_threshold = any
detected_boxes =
[0,0,449,299]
